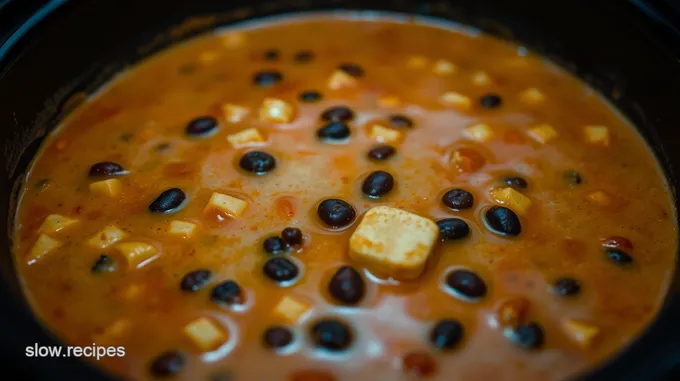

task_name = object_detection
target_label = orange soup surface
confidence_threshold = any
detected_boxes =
[12,13,678,381]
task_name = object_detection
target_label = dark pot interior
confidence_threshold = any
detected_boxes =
[1,0,680,380]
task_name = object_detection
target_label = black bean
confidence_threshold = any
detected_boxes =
[180,269,212,292]
[446,269,487,299]
[320,106,354,122]
[389,114,414,128]
[88,162,125,178]
[553,278,581,296]
[362,171,394,198]
[564,170,583,185]
[317,121,351,140]
[606,249,634,265]
[263,49,280,61]
[263,236,289,255]
[504,176,528,189]
[430,319,464,350]
[211,280,243,305]
[317,199,356,228]
[294,50,314,63]
[367,145,396,161]
[437,218,470,241]
[281,227,303,246]
[299,90,322,103]
[480,93,502,109]
[506,322,544,350]
[186,116,218,136]
[91,255,116,273]
[484,206,521,236]
[328,266,365,305]
[149,188,186,214]
[441,189,474,210]
[252,70,283,87]
[239,151,276,174]
[263,257,299,282]
[338,63,364,77]
[149,351,185,376]
[311,319,353,351]
[263,326,294,348]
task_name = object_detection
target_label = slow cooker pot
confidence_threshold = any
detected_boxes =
[1,0,679,380]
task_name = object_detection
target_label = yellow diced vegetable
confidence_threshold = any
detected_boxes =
[27,234,63,264]
[183,317,228,352]
[89,178,122,198]
[369,124,402,144]
[472,71,492,86]
[489,187,532,215]
[584,125,610,146]
[87,225,127,249]
[519,87,546,105]
[226,128,265,148]
[259,98,294,123]
[205,192,248,218]
[432,59,457,75]
[274,296,311,323]
[115,242,157,269]
[221,103,249,123]
[377,95,401,108]
[327,70,357,90]
[527,124,557,144]
[563,319,600,348]
[38,214,79,234]
[407,55,428,69]
[463,123,494,142]
[440,91,472,111]
[169,220,197,238]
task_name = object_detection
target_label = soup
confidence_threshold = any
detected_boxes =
[12,13,677,381]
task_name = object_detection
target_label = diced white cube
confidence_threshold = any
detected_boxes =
[440,92,472,111]
[169,220,197,238]
[527,124,557,144]
[183,317,228,352]
[489,187,532,215]
[115,242,158,269]
[432,59,457,75]
[407,55,428,69]
[463,123,494,142]
[27,234,63,265]
[38,214,79,234]
[273,296,311,323]
[89,179,122,197]
[584,125,610,146]
[87,225,127,249]
[349,206,439,280]
[563,319,600,348]
[327,70,357,90]
[519,87,546,105]
[205,192,248,218]
[259,98,294,123]
[226,128,265,148]
[369,124,402,144]
[222,103,249,123]
[471,71,492,86]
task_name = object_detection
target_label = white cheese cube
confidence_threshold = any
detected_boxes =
[226,128,265,148]
[440,91,472,111]
[432,59,457,75]
[89,179,122,197]
[27,234,63,265]
[222,103,249,123]
[205,192,248,218]
[369,124,402,144]
[327,70,357,90]
[463,123,494,142]
[183,317,228,352]
[472,71,492,86]
[563,319,600,348]
[169,220,197,238]
[273,296,311,323]
[527,124,557,144]
[489,187,532,215]
[87,225,127,249]
[115,242,158,269]
[38,214,79,234]
[349,206,439,280]
[407,55,428,69]
[584,125,610,146]
[259,98,294,123]
[519,87,546,105]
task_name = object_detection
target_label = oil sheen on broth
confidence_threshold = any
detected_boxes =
[12,13,677,381]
